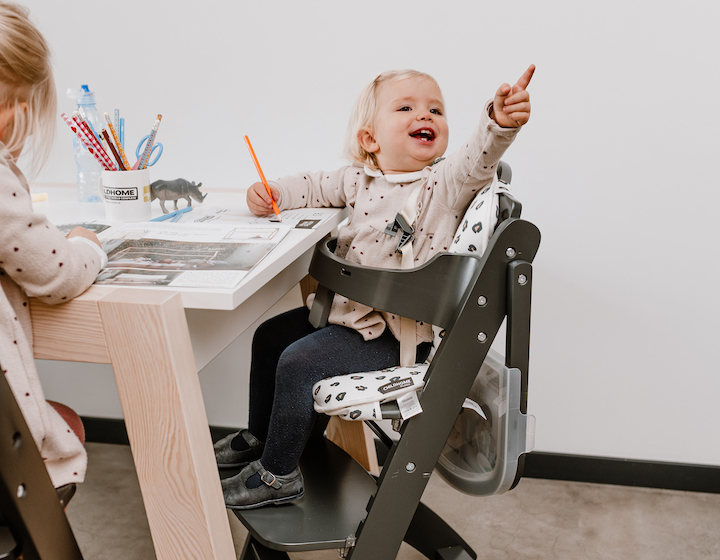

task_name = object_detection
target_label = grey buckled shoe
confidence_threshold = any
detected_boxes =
[214,429,264,469]
[222,460,304,510]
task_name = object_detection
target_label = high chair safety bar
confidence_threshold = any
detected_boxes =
[0,367,84,560]
[305,218,540,560]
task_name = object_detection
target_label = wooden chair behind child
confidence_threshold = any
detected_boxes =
[0,367,84,560]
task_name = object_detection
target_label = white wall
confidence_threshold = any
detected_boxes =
[28,0,720,466]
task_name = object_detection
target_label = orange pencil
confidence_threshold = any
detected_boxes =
[244,135,282,221]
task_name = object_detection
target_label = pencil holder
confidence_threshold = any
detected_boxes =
[99,169,152,222]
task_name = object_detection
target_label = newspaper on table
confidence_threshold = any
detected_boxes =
[183,207,339,230]
[56,206,342,289]
[86,221,290,289]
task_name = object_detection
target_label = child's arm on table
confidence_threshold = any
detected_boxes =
[1,174,106,304]
[66,226,102,245]
[247,167,352,217]
[247,181,279,217]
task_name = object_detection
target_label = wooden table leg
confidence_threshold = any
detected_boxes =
[98,289,235,560]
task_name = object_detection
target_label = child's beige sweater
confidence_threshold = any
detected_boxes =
[272,102,519,344]
[0,145,105,487]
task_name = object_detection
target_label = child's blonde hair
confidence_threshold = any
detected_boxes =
[0,2,56,175]
[344,69,443,170]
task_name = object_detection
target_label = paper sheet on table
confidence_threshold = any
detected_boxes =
[181,206,340,229]
[93,221,290,288]
[55,221,114,236]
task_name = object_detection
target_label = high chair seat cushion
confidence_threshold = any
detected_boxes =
[313,365,427,420]
[450,177,508,257]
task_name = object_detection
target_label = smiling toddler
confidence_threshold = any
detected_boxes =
[217,66,534,510]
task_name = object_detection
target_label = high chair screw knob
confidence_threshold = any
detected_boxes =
[406,462,416,473]
[506,247,517,258]
[477,332,488,343]
[518,274,528,285]
[478,296,488,306]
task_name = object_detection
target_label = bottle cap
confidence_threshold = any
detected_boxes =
[66,85,96,106]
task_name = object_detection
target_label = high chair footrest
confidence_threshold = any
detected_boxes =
[231,437,377,552]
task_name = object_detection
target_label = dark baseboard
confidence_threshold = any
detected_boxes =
[83,416,130,446]
[81,417,720,494]
[522,452,720,494]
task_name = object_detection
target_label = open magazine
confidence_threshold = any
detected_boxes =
[58,221,289,289]
[57,206,341,289]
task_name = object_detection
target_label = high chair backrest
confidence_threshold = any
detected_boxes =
[0,367,84,560]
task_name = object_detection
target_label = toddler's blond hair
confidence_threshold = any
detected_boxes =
[0,2,56,175]
[344,69,443,170]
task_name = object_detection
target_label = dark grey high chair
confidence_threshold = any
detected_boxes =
[230,163,541,560]
[0,368,84,560]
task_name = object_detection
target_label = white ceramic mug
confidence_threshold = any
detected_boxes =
[99,169,152,222]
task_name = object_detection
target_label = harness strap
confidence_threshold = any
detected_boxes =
[391,185,423,366]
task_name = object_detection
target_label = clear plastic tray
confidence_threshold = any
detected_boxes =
[436,348,535,496]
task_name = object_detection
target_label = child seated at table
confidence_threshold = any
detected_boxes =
[0,1,107,488]
[216,64,534,509]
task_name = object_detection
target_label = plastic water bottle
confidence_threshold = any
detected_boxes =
[67,85,103,202]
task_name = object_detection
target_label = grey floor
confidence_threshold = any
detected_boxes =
[66,442,720,560]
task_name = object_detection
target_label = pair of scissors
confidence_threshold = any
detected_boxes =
[136,134,164,167]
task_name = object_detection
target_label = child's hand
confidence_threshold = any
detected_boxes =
[66,226,101,247]
[492,64,535,128]
[247,181,280,216]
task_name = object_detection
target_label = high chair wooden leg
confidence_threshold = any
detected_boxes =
[325,417,380,475]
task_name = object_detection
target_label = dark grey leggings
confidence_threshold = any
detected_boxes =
[248,306,430,475]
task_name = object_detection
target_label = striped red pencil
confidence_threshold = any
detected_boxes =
[60,113,114,170]
[71,112,117,170]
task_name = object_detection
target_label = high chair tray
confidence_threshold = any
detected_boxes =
[436,348,535,496]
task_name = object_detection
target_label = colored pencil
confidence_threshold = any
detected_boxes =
[244,135,282,221]
[135,114,162,170]
[104,112,131,170]
[77,107,102,144]
[101,128,126,170]
[60,113,114,170]
[72,112,117,170]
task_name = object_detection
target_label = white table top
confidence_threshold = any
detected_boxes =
[32,183,347,312]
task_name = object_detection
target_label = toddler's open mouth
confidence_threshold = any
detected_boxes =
[410,128,435,142]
